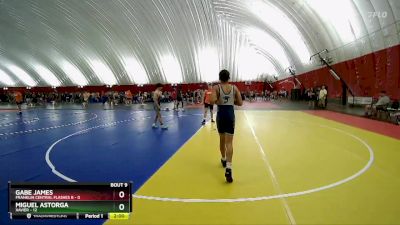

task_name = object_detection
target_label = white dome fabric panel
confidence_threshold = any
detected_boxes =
[0,0,399,87]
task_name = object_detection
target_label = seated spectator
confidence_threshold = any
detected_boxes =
[365,91,390,117]
[249,91,254,102]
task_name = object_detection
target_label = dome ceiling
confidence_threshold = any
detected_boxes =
[0,0,399,87]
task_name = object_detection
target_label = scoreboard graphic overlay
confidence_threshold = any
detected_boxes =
[8,182,132,220]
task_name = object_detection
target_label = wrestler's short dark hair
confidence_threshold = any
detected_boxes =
[219,70,230,82]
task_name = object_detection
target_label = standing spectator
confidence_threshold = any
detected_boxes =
[249,90,254,102]
[82,91,90,108]
[176,89,184,110]
[171,89,177,110]
[125,90,133,105]
[318,86,327,108]
[202,84,215,125]
[308,88,316,109]
[14,91,23,114]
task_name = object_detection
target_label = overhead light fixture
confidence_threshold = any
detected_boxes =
[244,28,289,69]
[61,61,88,86]
[34,65,61,87]
[249,1,311,63]
[0,69,15,86]
[3,87,8,90]
[26,86,32,90]
[305,0,359,44]
[160,54,183,84]
[286,66,296,76]
[198,48,219,82]
[238,46,277,81]
[78,85,83,88]
[122,57,148,84]
[8,65,36,87]
[88,59,117,86]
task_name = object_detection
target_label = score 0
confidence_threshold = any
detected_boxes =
[118,191,126,211]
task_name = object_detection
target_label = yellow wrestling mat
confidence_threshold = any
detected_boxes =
[106,111,400,225]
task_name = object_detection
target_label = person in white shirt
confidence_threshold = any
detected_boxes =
[318,85,328,108]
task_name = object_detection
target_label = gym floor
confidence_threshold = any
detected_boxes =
[1,101,400,225]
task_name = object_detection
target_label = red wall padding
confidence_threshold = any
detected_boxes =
[275,44,400,100]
